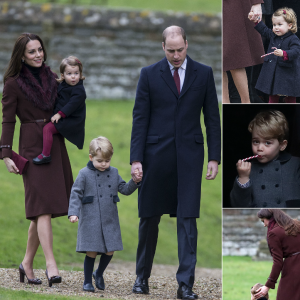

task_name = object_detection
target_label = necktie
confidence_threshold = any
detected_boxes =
[173,68,180,95]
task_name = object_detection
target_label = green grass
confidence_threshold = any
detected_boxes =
[223,256,280,300]
[0,100,221,271]
[29,0,221,13]
[0,287,110,299]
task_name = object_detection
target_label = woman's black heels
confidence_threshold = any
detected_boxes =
[45,269,62,287]
[19,264,42,284]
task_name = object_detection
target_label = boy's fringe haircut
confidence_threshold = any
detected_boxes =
[89,136,114,159]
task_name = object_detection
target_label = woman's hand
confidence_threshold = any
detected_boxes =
[3,157,19,174]
[51,113,62,123]
[274,49,283,57]
[249,4,262,22]
[236,160,251,184]
[254,286,269,299]
[69,216,78,223]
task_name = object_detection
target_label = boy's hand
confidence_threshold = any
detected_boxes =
[236,160,251,184]
[274,49,283,57]
[69,216,78,223]
[51,113,62,123]
[133,169,142,183]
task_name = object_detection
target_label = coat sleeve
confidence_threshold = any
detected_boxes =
[250,0,264,5]
[284,37,300,62]
[265,231,283,289]
[130,67,151,164]
[0,80,18,159]
[59,85,86,117]
[230,178,254,207]
[68,170,86,218]
[254,21,273,40]
[202,67,221,163]
[117,174,139,195]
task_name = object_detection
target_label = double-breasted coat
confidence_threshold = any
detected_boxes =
[0,64,73,220]
[68,161,139,253]
[54,80,86,149]
[254,21,300,97]
[265,223,300,300]
[130,56,221,218]
[230,152,300,208]
[223,0,264,71]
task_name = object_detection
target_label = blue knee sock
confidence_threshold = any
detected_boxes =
[96,254,113,277]
[84,255,95,284]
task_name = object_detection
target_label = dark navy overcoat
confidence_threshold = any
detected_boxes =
[255,21,300,97]
[130,56,221,218]
[54,80,86,149]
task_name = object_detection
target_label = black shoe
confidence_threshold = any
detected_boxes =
[33,154,51,165]
[177,284,198,299]
[19,263,42,284]
[93,271,105,290]
[132,276,149,294]
[45,269,61,287]
[83,282,95,292]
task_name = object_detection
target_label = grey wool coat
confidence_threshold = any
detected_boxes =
[68,161,139,253]
[230,152,300,208]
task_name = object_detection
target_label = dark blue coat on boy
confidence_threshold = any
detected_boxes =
[254,21,300,97]
[230,152,300,208]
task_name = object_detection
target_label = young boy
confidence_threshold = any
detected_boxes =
[230,110,300,208]
[68,136,141,292]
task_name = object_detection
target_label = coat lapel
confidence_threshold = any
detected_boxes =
[160,57,179,98]
[179,55,197,101]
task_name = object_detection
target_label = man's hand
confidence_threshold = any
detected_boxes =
[131,161,143,182]
[51,113,62,123]
[206,160,218,180]
[236,160,251,184]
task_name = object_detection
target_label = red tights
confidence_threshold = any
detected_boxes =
[269,95,296,103]
[38,122,59,158]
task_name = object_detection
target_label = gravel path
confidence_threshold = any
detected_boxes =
[0,263,221,299]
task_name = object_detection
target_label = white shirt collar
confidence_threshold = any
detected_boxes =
[167,58,187,71]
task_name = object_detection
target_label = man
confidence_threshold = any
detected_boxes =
[130,26,221,300]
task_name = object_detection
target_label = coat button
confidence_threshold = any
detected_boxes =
[275,184,279,187]
[100,195,102,197]
[269,60,272,62]
[259,169,263,174]
[107,175,110,177]
[108,185,111,187]
[275,168,279,171]
[110,194,112,197]
[98,184,100,187]
[261,185,265,189]
[263,202,267,207]
[277,200,281,204]
[97,174,99,177]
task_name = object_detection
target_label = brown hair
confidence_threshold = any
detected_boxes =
[56,56,85,83]
[3,33,47,83]
[89,136,113,159]
[248,110,289,142]
[257,209,300,236]
[162,26,186,44]
[273,7,297,33]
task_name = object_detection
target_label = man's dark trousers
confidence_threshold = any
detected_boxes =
[136,215,198,287]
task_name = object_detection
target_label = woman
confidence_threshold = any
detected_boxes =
[0,33,73,286]
[255,209,300,299]
[223,0,265,103]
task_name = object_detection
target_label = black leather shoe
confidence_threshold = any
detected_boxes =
[83,282,95,292]
[33,154,51,165]
[93,271,105,290]
[177,284,198,299]
[132,276,149,294]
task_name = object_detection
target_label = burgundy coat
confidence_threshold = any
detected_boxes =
[223,0,265,71]
[0,64,73,220]
[266,224,300,300]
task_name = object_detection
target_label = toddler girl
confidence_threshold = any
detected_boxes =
[33,56,86,164]
[68,136,141,292]
[249,7,300,103]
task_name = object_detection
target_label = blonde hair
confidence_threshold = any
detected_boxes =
[89,136,114,159]
[56,55,85,83]
[273,7,297,33]
[248,110,289,142]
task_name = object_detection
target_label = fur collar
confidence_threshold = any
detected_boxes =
[16,63,58,111]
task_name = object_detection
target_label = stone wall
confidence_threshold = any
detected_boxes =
[0,2,221,100]
[223,209,300,257]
